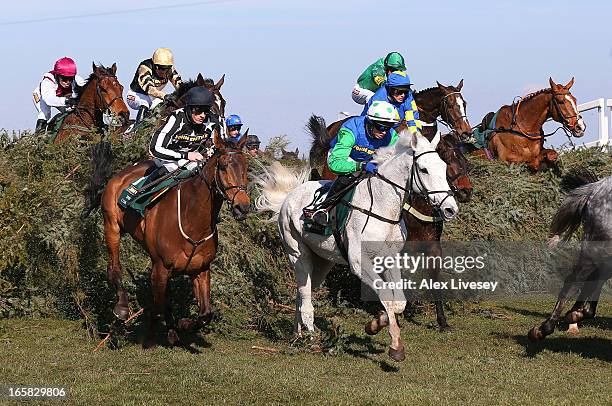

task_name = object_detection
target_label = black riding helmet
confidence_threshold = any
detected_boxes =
[245,134,261,149]
[185,86,214,107]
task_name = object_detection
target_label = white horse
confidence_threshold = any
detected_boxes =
[255,129,459,362]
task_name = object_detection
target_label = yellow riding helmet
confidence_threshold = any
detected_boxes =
[152,48,174,66]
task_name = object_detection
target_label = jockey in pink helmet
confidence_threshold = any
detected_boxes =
[32,57,86,133]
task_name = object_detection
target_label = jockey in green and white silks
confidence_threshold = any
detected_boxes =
[352,51,406,105]
[303,101,401,225]
[32,57,86,132]
[362,71,422,134]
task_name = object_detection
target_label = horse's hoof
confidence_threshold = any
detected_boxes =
[178,318,195,332]
[567,323,579,335]
[388,340,406,363]
[528,326,544,342]
[566,310,583,324]
[365,320,380,335]
[365,311,388,335]
[167,329,180,345]
[438,324,453,333]
[113,303,129,321]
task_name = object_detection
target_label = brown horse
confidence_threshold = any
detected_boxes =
[100,131,250,347]
[53,63,129,143]
[470,77,586,171]
[307,113,472,332]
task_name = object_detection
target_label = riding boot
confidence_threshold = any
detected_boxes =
[35,119,47,134]
[303,174,355,226]
[139,165,169,194]
[135,105,149,124]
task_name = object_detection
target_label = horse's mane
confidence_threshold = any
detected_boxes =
[175,77,214,99]
[77,64,114,97]
[415,86,443,97]
[520,87,552,101]
[373,129,415,164]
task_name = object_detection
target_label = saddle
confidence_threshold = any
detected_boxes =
[46,111,71,142]
[303,179,359,236]
[118,166,197,217]
[471,111,499,149]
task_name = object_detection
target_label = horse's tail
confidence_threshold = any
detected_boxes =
[254,161,310,220]
[307,114,329,166]
[549,169,600,245]
[82,141,113,218]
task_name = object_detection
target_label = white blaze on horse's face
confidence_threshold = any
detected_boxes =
[565,94,586,137]
[411,133,459,221]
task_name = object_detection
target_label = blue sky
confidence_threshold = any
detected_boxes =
[0,0,610,152]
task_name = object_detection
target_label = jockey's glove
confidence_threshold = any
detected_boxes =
[364,161,378,173]
[65,97,78,108]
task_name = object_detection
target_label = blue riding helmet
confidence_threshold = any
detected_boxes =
[226,114,243,127]
[385,71,412,89]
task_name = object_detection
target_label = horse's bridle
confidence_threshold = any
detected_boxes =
[440,91,469,130]
[549,90,580,132]
[345,150,454,225]
[73,74,124,127]
[209,149,248,211]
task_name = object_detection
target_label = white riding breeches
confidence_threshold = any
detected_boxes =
[351,84,375,105]
[127,90,163,111]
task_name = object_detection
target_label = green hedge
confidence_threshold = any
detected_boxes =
[1,125,611,338]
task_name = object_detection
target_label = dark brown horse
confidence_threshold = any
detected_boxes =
[470,77,586,171]
[100,132,250,347]
[307,110,472,332]
[53,63,129,143]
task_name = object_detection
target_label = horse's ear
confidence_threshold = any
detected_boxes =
[213,126,224,149]
[436,81,444,89]
[110,63,117,75]
[409,129,419,150]
[196,73,205,86]
[549,77,557,88]
[456,79,464,91]
[214,74,225,90]
[92,62,98,74]
[295,147,299,154]
[238,128,249,149]
[565,77,575,89]
[431,131,441,149]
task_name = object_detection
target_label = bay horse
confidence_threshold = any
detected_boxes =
[100,131,250,348]
[469,77,586,171]
[53,63,130,143]
[82,74,227,218]
[529,169,611,342]
[256,130,458,362]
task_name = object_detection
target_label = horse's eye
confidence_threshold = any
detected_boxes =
[420,168,429,175]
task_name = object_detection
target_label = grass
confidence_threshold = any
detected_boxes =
[0,300,610,405]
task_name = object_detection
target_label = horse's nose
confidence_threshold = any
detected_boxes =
[443,206,457,220]
[232,203,250,220]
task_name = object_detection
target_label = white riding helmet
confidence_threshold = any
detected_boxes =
[366,101,401,125]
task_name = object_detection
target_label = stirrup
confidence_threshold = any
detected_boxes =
[311,209,330,226]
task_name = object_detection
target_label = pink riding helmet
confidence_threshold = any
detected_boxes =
[51,57,77,77]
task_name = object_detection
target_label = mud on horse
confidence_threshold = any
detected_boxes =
[529,169,611,342]
[53,63,130,143]
[470,77,586,172]
[99,130,249,348]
